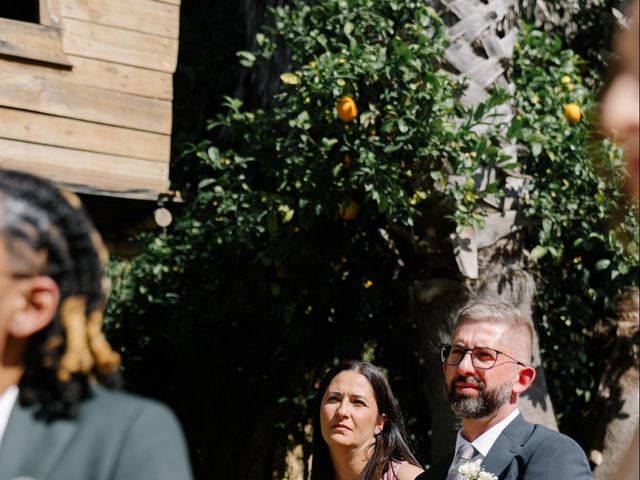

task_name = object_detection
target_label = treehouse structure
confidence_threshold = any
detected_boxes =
[0,0,180,202]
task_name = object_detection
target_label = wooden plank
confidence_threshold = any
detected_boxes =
[449,12,496,43]
[62,0,180,39]
[463,57,504,88]
[0,108,170,162]
[40,0,64,28]
[0,18,71,67]
[443,0,480,19]
[0,55,172,100]
[0,70,172,134]
[445,40,483,73]
[0,138,169,198]
[63,18,179,73]
[153,0,181,6]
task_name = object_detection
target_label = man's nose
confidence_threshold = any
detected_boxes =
[457,350,476,374]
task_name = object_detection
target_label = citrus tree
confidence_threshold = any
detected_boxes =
[106,0,638,478]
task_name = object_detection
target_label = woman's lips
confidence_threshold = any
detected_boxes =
[332,423,352,431]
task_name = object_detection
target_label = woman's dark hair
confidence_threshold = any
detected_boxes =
[0,169,122,420]
[310,360,420,479]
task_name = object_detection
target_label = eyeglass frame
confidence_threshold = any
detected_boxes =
[440,344,526,370]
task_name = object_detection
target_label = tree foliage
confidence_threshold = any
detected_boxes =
[509,24,639,437]
[106,0,638,477]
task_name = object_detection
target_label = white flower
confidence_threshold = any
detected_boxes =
[456,460,498,480]
[478,471,498,480]
[458,459,482,477]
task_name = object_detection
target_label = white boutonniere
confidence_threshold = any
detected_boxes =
[457,459,498,480]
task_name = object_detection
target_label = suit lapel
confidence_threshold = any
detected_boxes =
[481,414,535,479]
[0,402,77,479]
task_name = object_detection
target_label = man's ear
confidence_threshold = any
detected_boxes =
[10,276,60,338]
[512,365,536,394]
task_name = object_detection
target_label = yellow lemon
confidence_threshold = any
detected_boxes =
[563,103,581,124]
[337,96,358,122]
[338,200,359,221]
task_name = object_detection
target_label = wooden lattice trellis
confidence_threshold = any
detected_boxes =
[431,0,529,280]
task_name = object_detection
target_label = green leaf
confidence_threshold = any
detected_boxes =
[207,146,220,163]
[280,72,300,85]
[531,143,542,157]
[530,245,548,260]
[594,259,611,271]
[237,51,256,67]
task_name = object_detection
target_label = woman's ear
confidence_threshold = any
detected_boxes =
[10,276,60,338]
[375,413,388,435]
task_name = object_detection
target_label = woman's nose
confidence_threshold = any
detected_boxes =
[336,399,350,416]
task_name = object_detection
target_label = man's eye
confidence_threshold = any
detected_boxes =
[450,347,465,356]
[475,350,495,361]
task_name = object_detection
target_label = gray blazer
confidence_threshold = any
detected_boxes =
[0,386,192,480]
[418,414,592,480]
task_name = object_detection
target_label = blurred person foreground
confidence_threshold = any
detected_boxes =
[0,169,192,479]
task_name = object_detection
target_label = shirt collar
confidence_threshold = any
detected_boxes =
[454,408,520,458]
[0,385,19,448]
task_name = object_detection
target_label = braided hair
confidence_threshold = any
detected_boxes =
[0,169,122,419]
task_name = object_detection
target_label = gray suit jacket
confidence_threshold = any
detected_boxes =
[0,386,192,480]
[418,414,592,480]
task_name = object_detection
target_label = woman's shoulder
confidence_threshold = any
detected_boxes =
[385,460,424,480]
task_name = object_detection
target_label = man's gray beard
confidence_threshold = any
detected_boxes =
[446,378,512,419]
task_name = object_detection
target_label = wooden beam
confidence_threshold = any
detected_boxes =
[0,107,170,162]
[39,0,63,28]
[0,138,169,198]
[0,55,172,100]
[62,0,180,39]
[63,18,179,73]
[153,0,181,6]
[0,70,173,134]
[0,18,71,67]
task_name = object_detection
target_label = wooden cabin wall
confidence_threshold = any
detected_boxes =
[0,0,181,199]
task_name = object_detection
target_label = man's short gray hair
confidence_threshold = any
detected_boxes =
[454,301,534,364]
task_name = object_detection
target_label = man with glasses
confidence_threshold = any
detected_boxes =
[417,301,591,480]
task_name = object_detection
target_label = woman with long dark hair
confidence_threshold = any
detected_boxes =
[311,360,424,480]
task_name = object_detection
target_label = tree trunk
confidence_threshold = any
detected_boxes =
[590,287,639,479]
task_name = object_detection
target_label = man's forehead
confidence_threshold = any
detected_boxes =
[452,319,508,346]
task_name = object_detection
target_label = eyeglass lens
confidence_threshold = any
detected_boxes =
[441,345,498,369]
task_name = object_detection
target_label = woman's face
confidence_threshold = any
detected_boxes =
[319,370,385,453]
[600,0,640,196]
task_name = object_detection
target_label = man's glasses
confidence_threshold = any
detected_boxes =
[440,344,525,370]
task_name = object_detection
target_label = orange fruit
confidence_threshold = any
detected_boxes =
[338,200,359,221]
[337,96,358,122]
[563,103,581,124]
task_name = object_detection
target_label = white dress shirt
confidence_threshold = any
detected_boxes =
[0,385,18,449]
[451,408,521,466]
